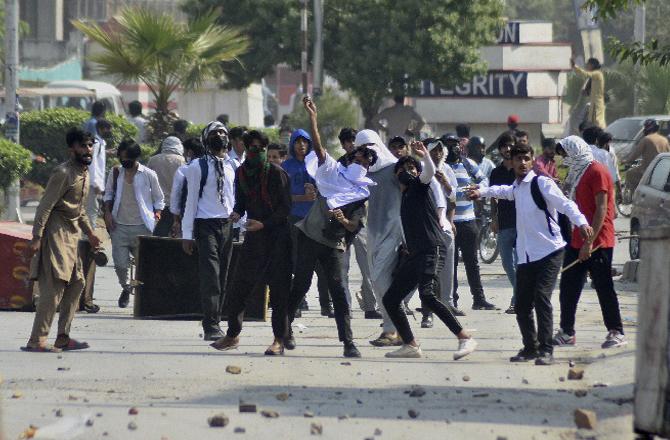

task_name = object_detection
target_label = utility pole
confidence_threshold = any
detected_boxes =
[3,0,22,222]
[300,0,309,96]
[312,0,324,97]
[633,4,646,116]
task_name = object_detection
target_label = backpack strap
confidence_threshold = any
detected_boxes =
[198,157,209,199]
[110,166,120,206]
[530,175,555,237]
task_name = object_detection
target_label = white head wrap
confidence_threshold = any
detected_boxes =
[559,135,594,199]
[354,129,397,173]
[161,136,183,156]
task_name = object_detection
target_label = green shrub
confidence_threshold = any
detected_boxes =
[0,139,32,190]
[20,108,137,186]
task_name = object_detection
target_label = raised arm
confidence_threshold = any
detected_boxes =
[303,96,327,165]
[410,141,435,184]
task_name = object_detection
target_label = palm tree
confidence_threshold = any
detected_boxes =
[73,8,249,140]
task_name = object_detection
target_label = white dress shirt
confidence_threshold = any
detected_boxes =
[181,156,236,240]
[479,170,588,264]
[88,135,106,192]
[103,164,165,232]
[169,163,188,215]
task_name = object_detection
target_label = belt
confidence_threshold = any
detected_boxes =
[195,217,229,224]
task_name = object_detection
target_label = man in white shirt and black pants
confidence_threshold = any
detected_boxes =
[181,121,236,341]
[468,144,593,365]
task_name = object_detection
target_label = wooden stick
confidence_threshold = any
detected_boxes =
[560,244,603,273]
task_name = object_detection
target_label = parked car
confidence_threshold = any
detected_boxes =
[606,115,670,159]
[629,152,670,260]
[46,80,126,115]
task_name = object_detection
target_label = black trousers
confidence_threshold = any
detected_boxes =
[515,249,564,355]
[288,215,332,309]
[194,218,233,330]
[226,225,292,339]
[454,220,485,304]
[383,245,463,344]
[559,246,623,336]
[287,231,352,343]
[153,208,174,237]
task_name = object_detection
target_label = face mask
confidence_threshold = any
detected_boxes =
[121,160,135,169]
[245,149,267,168]
[397,170,414,186]
[209,136,226,152]
[342,163,367,183]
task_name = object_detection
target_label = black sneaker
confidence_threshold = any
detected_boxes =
[364,310,383,320]
[118,289,131,308]
[510,348,539,362]
[472,300,499,310]
[299,299,309,311]
[534,352,554,366]
[321,305,335,318]
[203,326,224,341]
[284,334,296,350]
[294,309,302,318]
[343,342,361,358]
[82,303,100,314]
[420,315,433,328]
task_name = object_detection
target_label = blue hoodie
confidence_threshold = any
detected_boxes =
[282,129,316,219]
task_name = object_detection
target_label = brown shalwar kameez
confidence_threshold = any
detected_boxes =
[27,159,93,347]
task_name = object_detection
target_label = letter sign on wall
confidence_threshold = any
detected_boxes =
[420,72,528,98]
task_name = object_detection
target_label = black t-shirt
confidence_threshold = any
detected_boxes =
[489,164,516,230]
[401,176,446,253]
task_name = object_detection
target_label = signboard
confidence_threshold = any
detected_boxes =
[420,72,528,98]
[497,21,520,44]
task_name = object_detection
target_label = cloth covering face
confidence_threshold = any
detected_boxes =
[354,130,397,173]
[560,135,594,199]
[304,151,376,209]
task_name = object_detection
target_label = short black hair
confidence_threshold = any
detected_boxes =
[128,100,142,117]
[183,137,205,159]
[217,114,229,125]
[582,126,604,145]
[516,130,529,139]
[242,129,269,148]
[597,132,613,147]
[173,119,189,134]
[498,132,516,150]
[117,138,142,160]
[542,138,556,150]
[229,126,247,140]
[388,136,407,148]
[510,144,534,158]
[587,57,602,69]
[394,155,421,174]
[268,143,288,157]
[66,127,93,148]
[91,101,106,117]
[338,127,357,144]
[455,124,470,138]
[393,95,404,104]
[96,118,112,131]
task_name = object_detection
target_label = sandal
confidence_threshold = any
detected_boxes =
[210,335,239,351]
[20,345,62,353]
[55,337,90,351]
[264,339,285,356]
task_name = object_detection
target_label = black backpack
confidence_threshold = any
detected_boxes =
[530,175,572,243]
[178,157,210,214]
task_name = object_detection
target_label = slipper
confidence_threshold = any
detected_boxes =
[55,339,90,351]
[20,345,62,353]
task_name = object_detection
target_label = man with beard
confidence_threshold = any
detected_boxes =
[286,97,376,358]
[181,121,236,340]
[104,139,164,309]
[22,128,101,352]
[444,133,497,311]
[211,130,293,356]
[489,133,518,314]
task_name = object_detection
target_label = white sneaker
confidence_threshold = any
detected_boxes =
[601,330,627,349]
[453,338,477,360]
[385,344,422,358]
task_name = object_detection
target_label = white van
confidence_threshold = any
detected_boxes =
[46,80,126,116]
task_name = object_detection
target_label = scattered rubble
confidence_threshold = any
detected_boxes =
[574,409,597,429]
[208,413,229,428]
